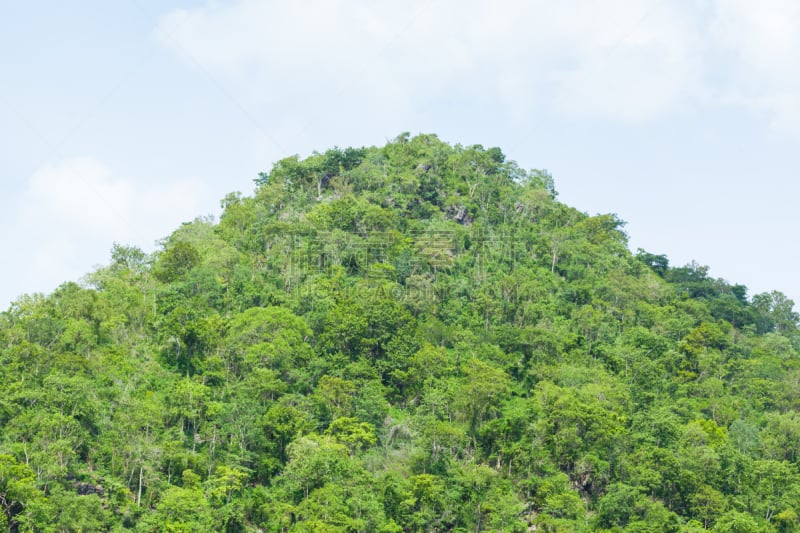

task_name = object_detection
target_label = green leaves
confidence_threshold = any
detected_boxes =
[154,241,201,283]
[3,134,800,531]
[0,454,42,530]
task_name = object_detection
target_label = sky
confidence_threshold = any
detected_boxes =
[2,0,800,310]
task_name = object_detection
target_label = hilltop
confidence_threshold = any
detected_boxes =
[1,134,799,532]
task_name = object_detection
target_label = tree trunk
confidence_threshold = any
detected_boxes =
[137,465,143,507]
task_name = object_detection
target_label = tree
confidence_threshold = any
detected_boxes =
[712,510,763,533]
[752,291,799,334]
[636,249,669,277]
[0,454,43,531]
[3,134,800,532]
[154,241,201,283]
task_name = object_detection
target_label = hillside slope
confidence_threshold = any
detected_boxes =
[2,134,799,532]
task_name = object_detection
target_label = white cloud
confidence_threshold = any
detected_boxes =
[27,156,134,238]
[710,0,800,133]
[24,157,209,244]
[3,157,213,307]
[154,0,800,134]
[154,0,699,130]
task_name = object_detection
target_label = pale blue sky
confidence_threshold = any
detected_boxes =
[2,0,800,310]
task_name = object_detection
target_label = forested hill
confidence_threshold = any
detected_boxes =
[2,134,800,532]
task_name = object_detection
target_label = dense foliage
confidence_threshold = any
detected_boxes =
[2,134,800,532]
